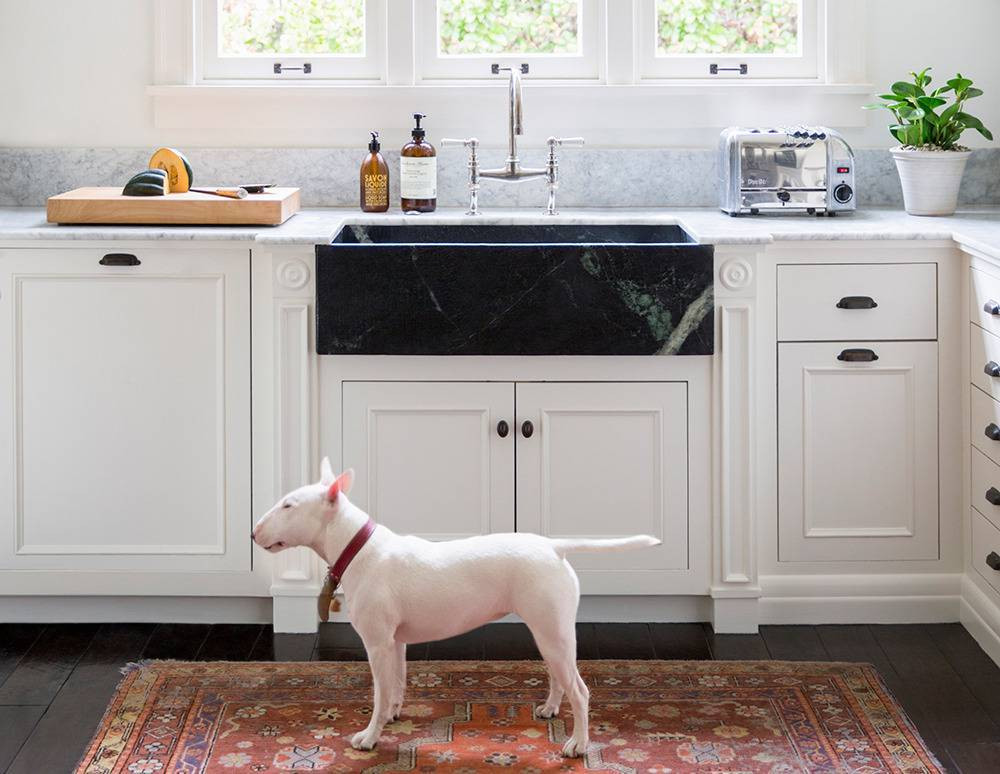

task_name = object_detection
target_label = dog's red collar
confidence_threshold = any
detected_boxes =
[328,518,376,588]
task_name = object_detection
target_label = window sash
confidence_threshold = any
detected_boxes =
[199,0,385,81]
[414,0,603,81]
[638,0,822,80]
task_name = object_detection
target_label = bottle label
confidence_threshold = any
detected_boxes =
[400,156,437,199]
[363,172,388,208]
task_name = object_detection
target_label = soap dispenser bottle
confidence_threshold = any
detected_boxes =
[360,131,389,213]
[400,113,437,213]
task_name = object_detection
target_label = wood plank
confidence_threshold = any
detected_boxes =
[926,623,1000,727]
[317,623,364,650]
[594,624,655,660]
[47,187,300,225]
[760,625,829,661]
[482,624,541,661]
[141,623,211,661]
[0,624,45,688]
[871,625,1000,745]
[0,706,45,772]
[249,627,317,662]
[425,628,486,660]
[0,624,99,705]
[945,741,1000,774]
[704,626,770,660]
[649,623,711,660]
[196,625,264,662]
[575,624,599,661]
[6,624,153,774]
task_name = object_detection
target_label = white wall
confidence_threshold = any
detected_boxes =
[1,0,998,149]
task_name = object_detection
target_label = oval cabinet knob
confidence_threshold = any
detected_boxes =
[521,420,534,439]
[497,420,509,438]
[987,487,1000,507]
[988,552,1000,571]
[986,361,1000,378]
[987,423,1000,442]
[985,300,1000,316]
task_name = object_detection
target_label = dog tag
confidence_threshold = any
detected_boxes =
[318,575,334,623]
[330,596,342,613]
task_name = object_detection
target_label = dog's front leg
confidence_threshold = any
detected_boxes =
[351,642,396,750]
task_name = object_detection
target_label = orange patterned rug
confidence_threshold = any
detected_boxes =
[76,660,942,773]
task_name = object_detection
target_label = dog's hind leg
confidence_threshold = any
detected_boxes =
[533,629,589,758]
[390,640,406,720]
[350,641,397,750]
[534,665,564,719]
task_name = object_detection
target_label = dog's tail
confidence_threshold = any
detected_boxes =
[550,535,661,556]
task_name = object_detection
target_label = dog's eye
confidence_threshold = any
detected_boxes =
[281,502,292,509]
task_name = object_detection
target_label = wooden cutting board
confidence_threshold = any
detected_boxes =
[47,187,300,225]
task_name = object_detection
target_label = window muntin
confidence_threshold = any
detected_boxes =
[640,0,820,80]
[417,0,601,80]
[201,0,384,80]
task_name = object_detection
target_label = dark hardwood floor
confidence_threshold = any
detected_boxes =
[1,621,998,772]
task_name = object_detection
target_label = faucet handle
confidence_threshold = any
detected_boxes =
[441,137,480,149]
[547,136,585,148]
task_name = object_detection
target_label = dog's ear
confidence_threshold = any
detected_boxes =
[320,457,335,486]
[338,468,355,495]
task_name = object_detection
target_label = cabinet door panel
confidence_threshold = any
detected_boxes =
[0,248,251,572]
[778,341,938,562]
[342,382,514,538]
[516,382,688,593]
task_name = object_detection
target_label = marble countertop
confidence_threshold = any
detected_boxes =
[2,206,1000,258]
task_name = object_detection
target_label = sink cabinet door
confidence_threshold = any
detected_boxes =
[515,382,689,593]
[342,382,515,538]
[778,341,939,562]
[0,247,251,573]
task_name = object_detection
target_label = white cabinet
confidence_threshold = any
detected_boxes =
[341,380,689,591]
[342,381,515,538]
[0,247,251,573]
[778,341,939,562]
[516,382,688,593]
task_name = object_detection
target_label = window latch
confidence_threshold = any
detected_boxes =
[274,63,312,75]
[709,63,748,75]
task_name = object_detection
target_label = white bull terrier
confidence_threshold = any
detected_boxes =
[252,457,660,757]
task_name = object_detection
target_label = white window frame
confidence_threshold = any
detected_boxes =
[638,0,822,81]
[414,0,604,81]
[199,0,385,81]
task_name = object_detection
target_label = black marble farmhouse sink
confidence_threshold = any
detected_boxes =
[315,223,714,356]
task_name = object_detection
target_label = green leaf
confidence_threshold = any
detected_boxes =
[957,112,986,130]
[891,81,919,97]
[965,88,984,99]
[948,77,973,92]
[916,96,947,110]
[898,106,925,120]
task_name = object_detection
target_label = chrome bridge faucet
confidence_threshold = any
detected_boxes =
[442,64,584,215]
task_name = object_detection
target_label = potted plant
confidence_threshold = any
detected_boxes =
[865,68,993,216]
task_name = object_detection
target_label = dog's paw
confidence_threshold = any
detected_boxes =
[534,703,559,719]
[389,701,403,721]
[561,737,588,758]
[350,730,379,750]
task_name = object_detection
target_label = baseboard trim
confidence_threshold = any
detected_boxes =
[960,575,1000,666]
[758,573,963,625]
[0,596,272,624]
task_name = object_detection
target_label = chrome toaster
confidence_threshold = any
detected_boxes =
[719,126,856,216]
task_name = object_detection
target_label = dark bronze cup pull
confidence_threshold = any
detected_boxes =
[987,423,1000,442]
[521,420,534,439]
[988,552,1000,571]
[497,420,509,438]
[986,361,1000,378]
[987,487,1000,507]
[837,348,879,363]
[836,296,878,310]
[985,300,1000,316]
[99,253,140,267]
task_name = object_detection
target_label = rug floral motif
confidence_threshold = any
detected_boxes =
[76,660,942,773]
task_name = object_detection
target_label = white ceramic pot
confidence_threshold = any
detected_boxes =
[891,147,972,216]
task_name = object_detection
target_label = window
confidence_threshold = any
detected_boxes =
[415,0,602,80]
[639,0,821,79]
[200,0,385,80]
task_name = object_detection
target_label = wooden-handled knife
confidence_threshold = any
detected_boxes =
[190,187,248,199]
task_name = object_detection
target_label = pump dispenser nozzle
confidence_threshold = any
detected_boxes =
[368,131,380,153]
[411,113,426,140]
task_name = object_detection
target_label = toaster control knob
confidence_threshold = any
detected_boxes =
[834,183,854,204]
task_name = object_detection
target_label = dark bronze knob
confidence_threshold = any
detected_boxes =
[497,420,509,438]
[521,420,534,439]
[987,487,1000,507]
[987,423,1000,442]
[985,300,1000,316]
[987,361,1000,378]
[988,552,1000,571]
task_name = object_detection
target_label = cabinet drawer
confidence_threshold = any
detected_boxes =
[971,324,1000,399]
[777,263,937,342]
[971,447,1000,525]
[971,268,1000,336]
[971,386,1000,465]
[972,508,1000,596]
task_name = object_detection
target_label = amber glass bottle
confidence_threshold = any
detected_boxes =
[400,113,437,213]
[360,131,389,213]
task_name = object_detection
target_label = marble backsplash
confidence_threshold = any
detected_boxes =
[2,146,999,209]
